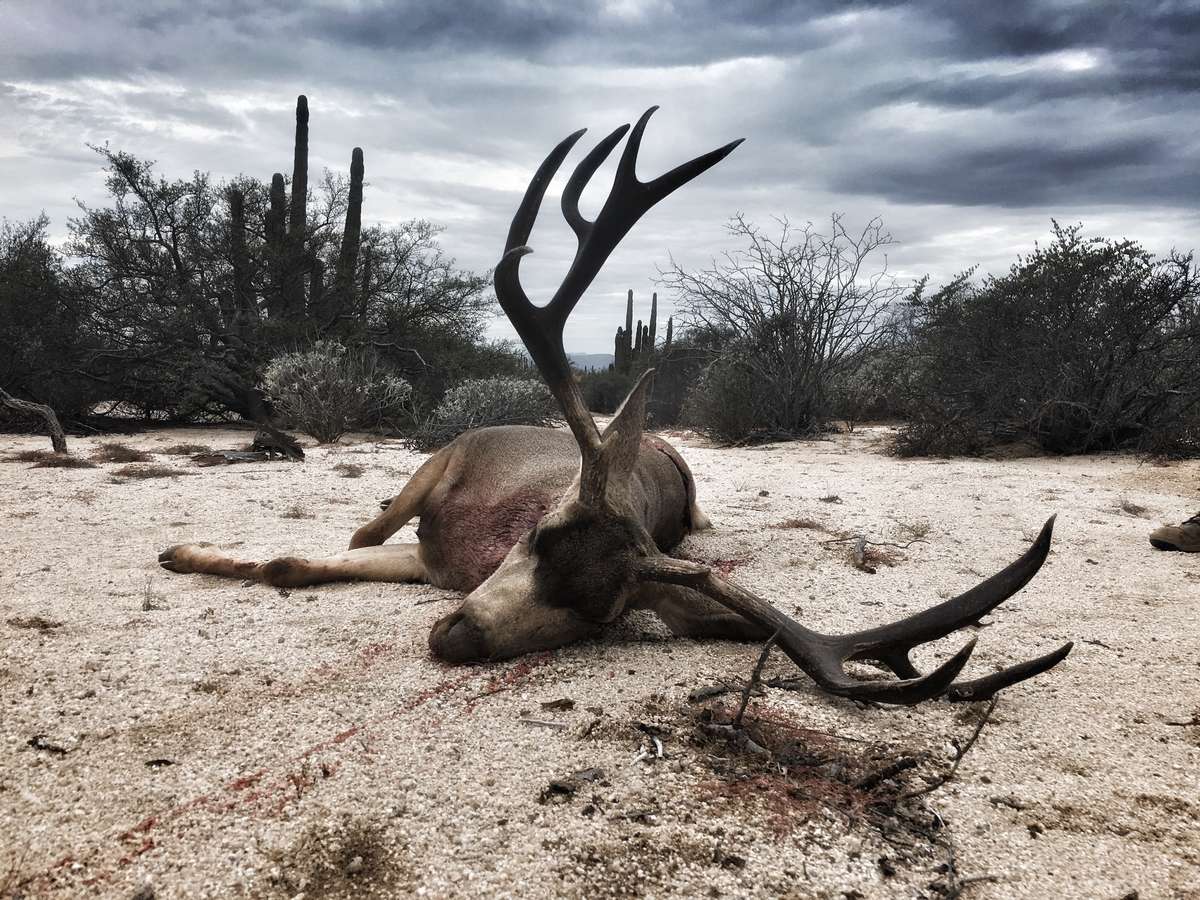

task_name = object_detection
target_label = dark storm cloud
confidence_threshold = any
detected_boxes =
[830,134,1194,208]
[3,0,1199,349]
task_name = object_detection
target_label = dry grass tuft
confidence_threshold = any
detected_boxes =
[1119,499,1150,518]
[7,615,64,631]
[848,542,905,573]
[91,441,153,463]
[896,520,932,541]
[282,505,316,519]
[262,814,409,899]
[160,442,213,456]
[23,451,98,469]
[332,462,365,478]
[112,464,189,479]
[771,517,829,532]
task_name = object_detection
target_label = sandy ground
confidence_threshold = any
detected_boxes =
[1,424,1197,900]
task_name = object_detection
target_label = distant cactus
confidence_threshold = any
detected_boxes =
[334,147,364,312]
[611,290,662,372]
[284,95,309,315]
[288,95,309,240]
[265,173,288,318]
[227,186,253,321]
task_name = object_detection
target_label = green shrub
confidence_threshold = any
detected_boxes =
[579,369,637,415]
[893,224,1200,457]
[683,353,775,443]
[405,377,560,451]
[263,341,411,443]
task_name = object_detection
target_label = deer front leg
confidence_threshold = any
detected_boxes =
[159,543,428,588]
[349,444,451,549]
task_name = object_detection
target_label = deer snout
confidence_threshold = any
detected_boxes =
[429,609,488,663]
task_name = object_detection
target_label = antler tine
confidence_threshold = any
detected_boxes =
[635,517,1072,705]
[504,128,588,253]
[545,107,744,327]
[496,110,745,472]
[561,124,631,240]
[839,516,1057,670]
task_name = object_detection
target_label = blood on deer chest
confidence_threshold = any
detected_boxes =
[417,486,560,592]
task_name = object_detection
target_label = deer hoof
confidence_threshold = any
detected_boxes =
[158,544,194,573]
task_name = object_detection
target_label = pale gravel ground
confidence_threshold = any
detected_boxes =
[1,425,1197,899]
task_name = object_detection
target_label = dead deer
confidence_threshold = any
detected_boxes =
[160,108,1072,703]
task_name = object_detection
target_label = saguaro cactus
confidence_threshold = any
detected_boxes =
[227,187,253,322]
[649,292,657,348]
[289,95,309,240]
[284,95,310,314]
[334,147,365,312]
[265,173,288,318]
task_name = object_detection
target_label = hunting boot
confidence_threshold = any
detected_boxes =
[1148,512,1200,552]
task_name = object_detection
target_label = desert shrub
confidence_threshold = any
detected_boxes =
[0,216,103,423]
[263,341,412,443]
[682,354,766,443]
[662,216,903,443]
[894,224,1200,457]
[406,377,560,451]
[579,369,637,415]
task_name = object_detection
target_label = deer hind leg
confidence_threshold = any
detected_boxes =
[633,583,770,642]
[348,443,453,549]
[160,542,428,588]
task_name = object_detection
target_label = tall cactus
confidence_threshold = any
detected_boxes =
[334,147,364,313]
[284,95,309,315]
[265,173,288,319]
[664,315,673,350]
[227,186,253,324]
[649,292,657,348]
[289,95,309,239]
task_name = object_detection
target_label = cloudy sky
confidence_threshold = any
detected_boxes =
[3,0,1198,352]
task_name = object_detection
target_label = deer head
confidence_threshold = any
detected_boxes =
[429,109,1072,704]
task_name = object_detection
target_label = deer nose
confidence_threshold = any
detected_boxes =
[429,609,488,663]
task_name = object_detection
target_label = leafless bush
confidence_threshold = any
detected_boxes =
[662,214,905,442]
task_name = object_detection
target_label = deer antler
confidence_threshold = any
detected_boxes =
[494,108,742,504]
[636,516,1073,704]
[497,111,1071,704]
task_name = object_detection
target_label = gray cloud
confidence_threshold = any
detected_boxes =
[2,0,1198,350]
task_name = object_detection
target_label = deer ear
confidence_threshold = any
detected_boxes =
[600,368,655,476]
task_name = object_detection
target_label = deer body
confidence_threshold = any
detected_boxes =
[162,107,1071,702]
[352,424,702,593]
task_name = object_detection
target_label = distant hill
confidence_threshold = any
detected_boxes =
[568,352,614,371]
